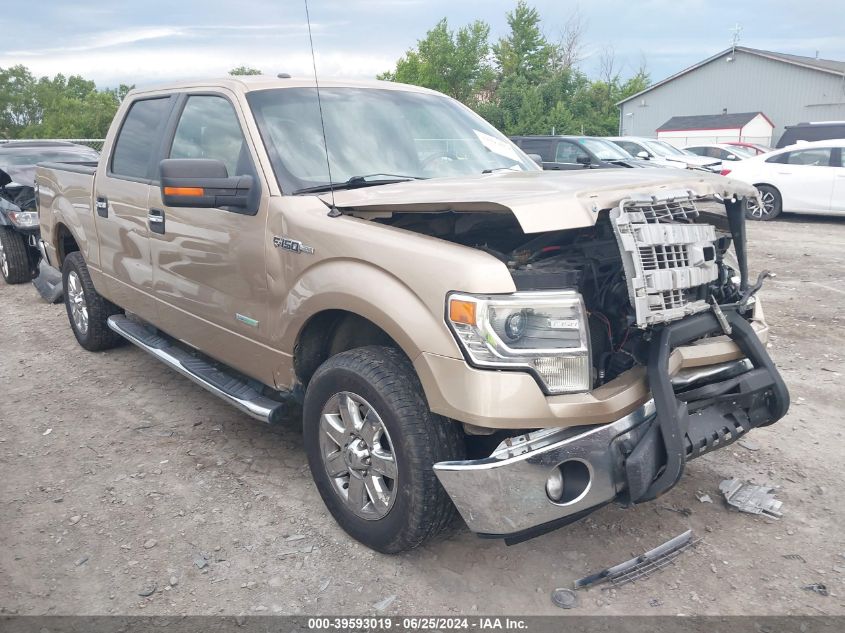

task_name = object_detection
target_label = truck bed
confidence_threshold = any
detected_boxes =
[36,162,98,269]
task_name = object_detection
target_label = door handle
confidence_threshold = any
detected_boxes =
[148,208,165,235]
[96,196,108,218]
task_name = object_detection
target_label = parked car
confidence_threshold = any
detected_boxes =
[510,135,656,170]
[776,121,845,148]
[36,77,788,553]
[684,143,757,163]
[725,141,772,156]
[0,141,99,284]
[606,136,721,171]
[719,139,845,220]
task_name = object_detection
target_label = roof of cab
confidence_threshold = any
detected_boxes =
[127,76,440,98]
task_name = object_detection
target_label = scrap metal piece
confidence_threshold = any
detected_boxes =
[719,478,783,518]
[574,530,698,589]
[550,588,579,609]
[803,583,829,597]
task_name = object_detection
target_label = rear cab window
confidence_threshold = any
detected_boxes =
[110,97,173,181]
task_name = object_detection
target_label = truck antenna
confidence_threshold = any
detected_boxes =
[304,0,339,216]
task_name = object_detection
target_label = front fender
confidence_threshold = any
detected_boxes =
[268,258,462,386]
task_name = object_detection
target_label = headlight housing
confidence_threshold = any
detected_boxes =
[446,291,592,394]
[7,210,39,228]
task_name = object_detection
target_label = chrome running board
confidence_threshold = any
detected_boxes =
[107,315,288,423]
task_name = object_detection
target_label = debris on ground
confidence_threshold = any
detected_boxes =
[138,582,157,597]
[697,493,713,503]
[372,595,397,611]
[193,555,209,569]
[74,555,89,566]
[143,538,157,549]
[574,530,699,589]
[803,583,829,597]
[550,588,578,609]
[68,515,81,525]
[648,598,663,607]
[783,554,806,563]
[719,479,783,518]
[738,439,760,451]
[659,505,692,516]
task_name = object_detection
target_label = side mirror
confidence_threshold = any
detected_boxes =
[636,151,649,159]
[159,159,255,211]
[527,153,543,165]
[576,155,592,165]
[726,154,738,161]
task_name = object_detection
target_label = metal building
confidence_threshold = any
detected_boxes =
[617,46,845,146]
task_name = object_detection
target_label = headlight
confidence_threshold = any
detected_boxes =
[446,291,592,394]
[7,210,39,228]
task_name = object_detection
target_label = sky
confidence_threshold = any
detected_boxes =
[1,0,844,89]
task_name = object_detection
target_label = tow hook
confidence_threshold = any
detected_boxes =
[739,270,775,310]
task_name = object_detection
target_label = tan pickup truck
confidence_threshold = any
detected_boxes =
[35,76,789,553]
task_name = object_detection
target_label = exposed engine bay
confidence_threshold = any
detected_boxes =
[0,167,36,212]
[377,196,745,388]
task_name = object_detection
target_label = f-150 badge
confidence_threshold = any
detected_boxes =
[273,236,315,254]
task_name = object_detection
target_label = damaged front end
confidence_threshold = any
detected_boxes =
[427,190,788,543]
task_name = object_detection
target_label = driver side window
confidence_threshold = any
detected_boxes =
[554,141,588,164]
[170,95,254,178]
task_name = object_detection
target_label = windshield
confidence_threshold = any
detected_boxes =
[642,139,687,157]
[247,87,539,193]
[726,145,755,157]
[579,138,633,160]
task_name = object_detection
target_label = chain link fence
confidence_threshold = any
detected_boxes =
[1,138,106,151]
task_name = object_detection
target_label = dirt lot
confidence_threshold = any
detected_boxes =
[1,213,844,617]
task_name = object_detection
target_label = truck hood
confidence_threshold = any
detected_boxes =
[319,169,756,233]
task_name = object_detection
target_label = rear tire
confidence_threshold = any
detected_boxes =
[303,345,465,553]
[746,185,782,221]
[0,227,31,284]
[62,252,124,351]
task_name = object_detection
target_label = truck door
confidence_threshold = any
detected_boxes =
[94,95,175,315]
[147,92,272,379]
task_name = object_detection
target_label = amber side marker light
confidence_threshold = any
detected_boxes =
[449,298,476,325]
[164,187,204,196]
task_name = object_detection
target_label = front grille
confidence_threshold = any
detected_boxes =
[611,192,719,327]
[639,244,690,270]
[639,198,698,223]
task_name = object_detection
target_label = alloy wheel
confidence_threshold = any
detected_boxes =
[66,270,89,335]
[0,239,7,278]
[748,191,776,219]
[318,391,398,520]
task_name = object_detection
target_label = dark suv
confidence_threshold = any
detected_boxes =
[776,121,845,148]
[511,135,656,170]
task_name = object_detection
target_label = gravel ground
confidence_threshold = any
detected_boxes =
[1,213,844,617]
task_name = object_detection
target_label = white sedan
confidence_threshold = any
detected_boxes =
[719,139,845,220]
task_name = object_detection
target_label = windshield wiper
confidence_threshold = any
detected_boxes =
[295,173,426,194]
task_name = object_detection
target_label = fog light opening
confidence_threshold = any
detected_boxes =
[545,459,591,505]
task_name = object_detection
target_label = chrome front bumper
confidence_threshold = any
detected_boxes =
[433,359,758,539]
[434,402,656,537]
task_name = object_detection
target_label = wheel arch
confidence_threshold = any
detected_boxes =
[54,222,81,267]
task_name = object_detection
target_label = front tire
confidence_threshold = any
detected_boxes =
[303,346,465,553]
[0,227,32,284]
[746,185,782,220]
[62,252,123,351]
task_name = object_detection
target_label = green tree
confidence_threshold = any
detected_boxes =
[229,65,262,76]
[0,65,38,137]
[378,18,492,104]
[492,1,555,83]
